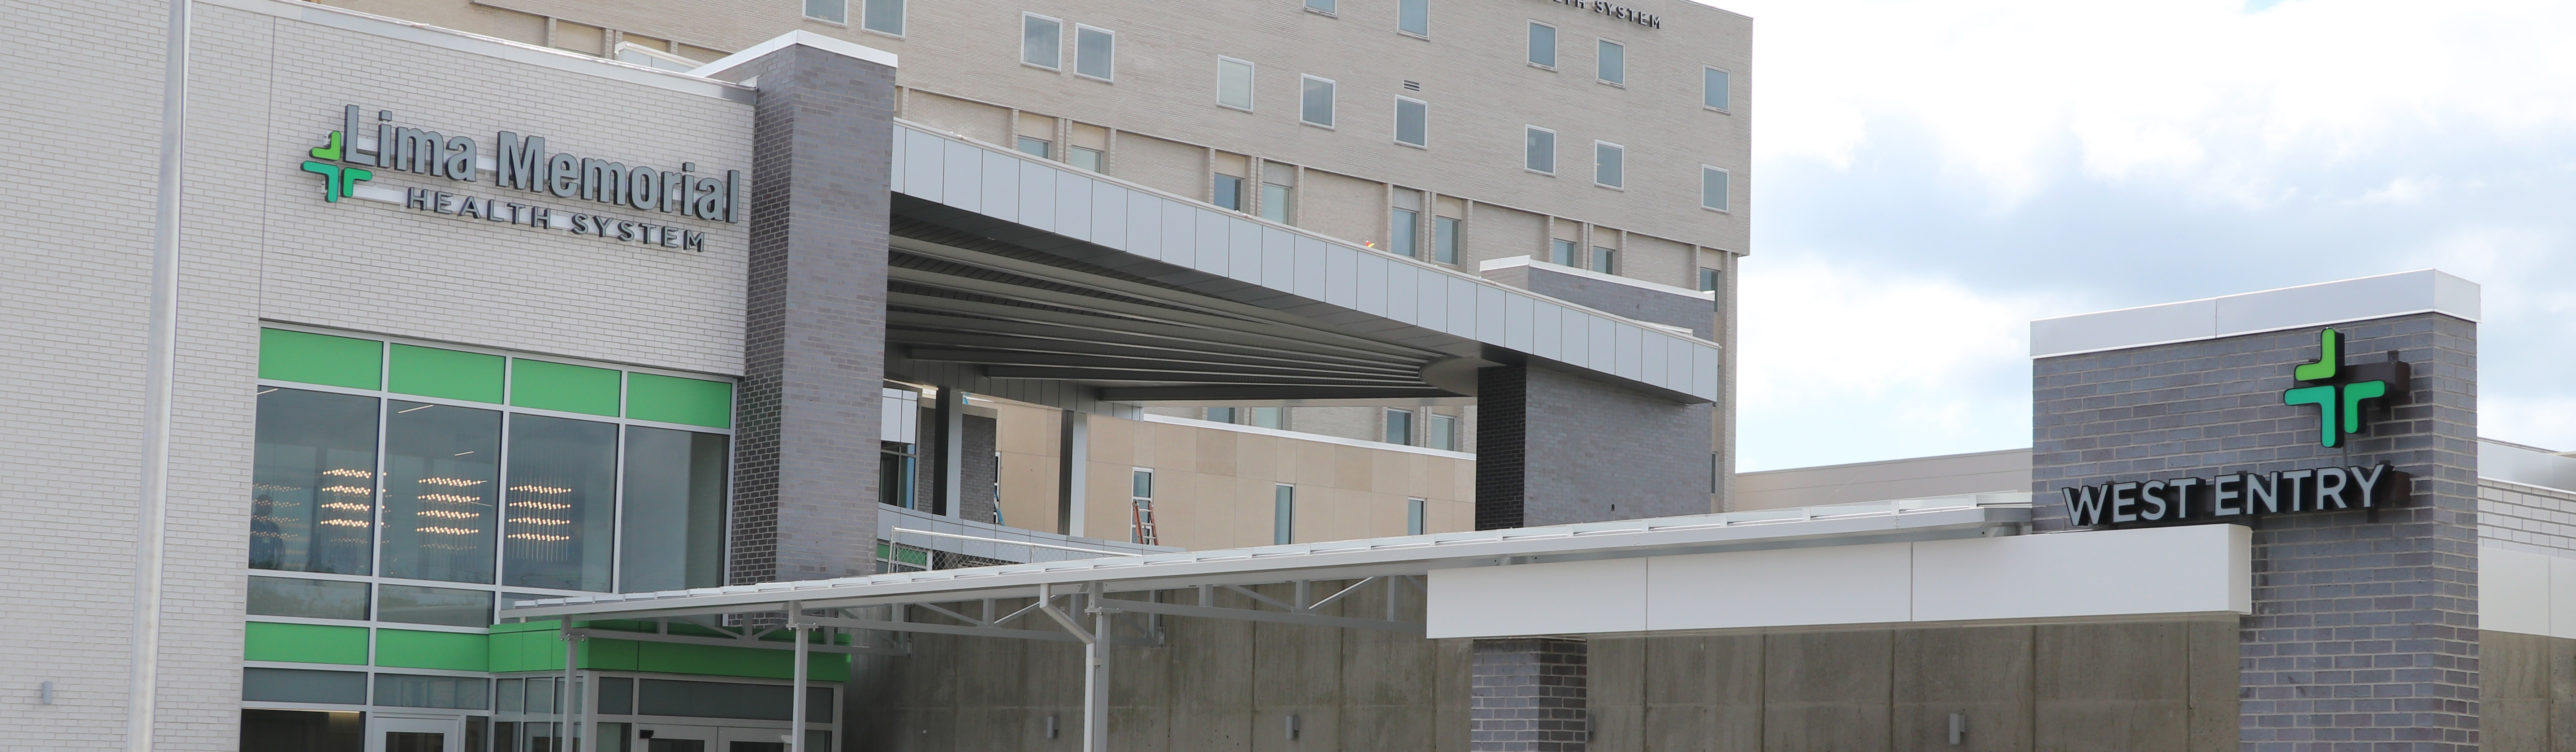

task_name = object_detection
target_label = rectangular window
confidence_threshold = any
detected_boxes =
[502,414,620,592]
[380,400,500,584]
[861,0,903,35]
[1433,216,1461,264]
[1551,239,1578,266]
[1384,409,1413,445]
[1703,166,1730,211]
[1130,469,1156,546]
[880,440,916,509]
[1407,498,1426,535]
[1525,126,1556,174]
[1595,141,1624,187]
[376,674,489,710]
[1260,183,1292,223]
[1206,406,1238,423]
[246,576,371,620]
[1023,13,1062,70]
[1251,406,1285,429]
[1068,145,1103,172]
[1389,208,1419,258]
[1217,57,1256,111]
[1075,25,1115,80]
[244,669,368,705]
[1399,0,1429,36]
[1274,485,1296,545]
[251,387,380,576]
[1429,413,1457,451]
[242,709,363,751]
[1213,174,1245,211]
[1598,39,1625,84]
[1704,67,1731,110]
[618,427,729,592]
[1591,246,1616,274]
[375,586,492,629]
[1700,267,1723,292]
[1394,96,1428,148]
[1301,75,1336,127]
[1016,136,1052,158]
[803,0,846,24]
[1527,22,1556,68]
[1306,0,1334,13]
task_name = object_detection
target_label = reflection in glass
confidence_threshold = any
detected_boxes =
[251,388,379,575]
[378,584,496,627]
[245,576,370,620]
[504,415,619,591]
[622,428,730,592]
[382,401,501,583]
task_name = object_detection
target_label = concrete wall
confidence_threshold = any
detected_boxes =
[855,582,2235,752]
[2482,630,2576,751]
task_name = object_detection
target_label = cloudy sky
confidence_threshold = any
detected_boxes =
[1711,0,2576,471]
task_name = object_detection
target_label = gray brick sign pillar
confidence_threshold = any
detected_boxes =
[2031,312,2479,751]
[1475,365,1713,530]
[715,43,899,584]
[1471,638,1591,752]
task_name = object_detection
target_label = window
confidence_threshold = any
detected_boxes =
[1069,146,1103,172]
[376,674,490,710]
[1217,57,1256,111]
[1407,498,1426,535]
[1075,25,1115,80]
[880,439,916,510]
[1131,469,1157,546]
[1527,22,1556,68]
[1429,413,1457,451]
[1394,96,1428,148]
[1389,208,1419,258]
[1399,0,1429,36]
[1260,182,1292,223]
[1591,246,1616,274]
[861,0,903,35]
[619,426,729,591]
[1306,0,1334,13]
[803,0,845,24]
[1704,66,1731,110]
[381,401,500,583]
[1385,409,1414,445]
[1213,174,1245,211]
[1525,126,1556,174]
[1598,39,1625,85]
[1022,13,1062,70]
[1016,136,1052,158]
[1251,406,1285,429]
[1301,75,1336,127]
[1274,485,1296,545]
[1699,267,1722,292]
[1595,141,1624,187]
[244,669,369,705]
[503,414,619,592]
[1206,406,1238,423]
[251,387,380,575]
[1433,216,1461,264]
[246,576,370,620]
[1702,166,1730,211]
[379,584,496,627]
[1551,239,1578,266]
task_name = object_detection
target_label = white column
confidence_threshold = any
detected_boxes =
[791,601,811,752]
[1083,584,1111,752]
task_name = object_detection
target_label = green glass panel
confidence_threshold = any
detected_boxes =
[510,360,621,416]
[375,629,490,671]
[626,374,735,428]
[244,622,370,665]
[260,329,382,389]
[389,344,505,403]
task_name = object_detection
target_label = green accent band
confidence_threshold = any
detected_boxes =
[259,328,382,389]
[2284,385,2339,448]
[626,373,735,428]
[244,622,371,665]
[2342,379,2390,435]
[375,628,490,671]
[389,344,506,404]
[2294,328,2340,382]
[511,359,622,416]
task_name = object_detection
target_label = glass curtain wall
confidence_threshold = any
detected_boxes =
[381,401,501,583]
[251,388,380,574]
[503,415,620,592]
[620,427,730,591]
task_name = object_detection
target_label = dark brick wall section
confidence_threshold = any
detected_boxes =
[2030,312,2479,751]
[1476,365,1528,530]
[1483,264,1716,340]
[1478,365,1714,529]
[727,44,899,585]
[960,413,998,524]
[1472,638,1591,752]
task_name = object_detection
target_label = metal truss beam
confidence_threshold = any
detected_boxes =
[560,628,908,657]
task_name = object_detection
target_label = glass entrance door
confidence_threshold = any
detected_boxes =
[368,715,462,752]
[637,723,716,752]
[715,726,791,752]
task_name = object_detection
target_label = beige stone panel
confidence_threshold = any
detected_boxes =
[1625,232,1697,291]
[1334,444,1374,491]
[622,31,671,50]
[1087,459,1137,542]
[1196,426,1240,476]
[478,5,549,45]
[1465,202,1545,269]
[1070,122,1110,151]
[1297,168,1386,248]
[1213,151,1250,178]
[904,90,1009,146]
[1089,413,1135,467]
[678,43,730,62]
[1016,111,1057,139]
[553,20,605,54]
[1240,476,1283,544]
[1111,131,1208,201]
[1236,433,1279,480]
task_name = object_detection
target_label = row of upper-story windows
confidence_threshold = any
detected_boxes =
[1526,21,1732,110]
[1522,126,1730,210]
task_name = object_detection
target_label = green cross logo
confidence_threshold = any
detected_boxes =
[300,129,373,202]
[2281,328,2406,448]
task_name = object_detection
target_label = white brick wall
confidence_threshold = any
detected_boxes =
[2482,479,2576,558]
[2,0,753,745]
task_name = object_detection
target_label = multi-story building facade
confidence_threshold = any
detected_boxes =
[320,0,1752,545]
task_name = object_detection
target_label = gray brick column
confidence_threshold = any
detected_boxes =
[960,413,998,524]
[1471,638,1591,752]
[2031,313,2479,751]
[1475,365,1713,530]
[715,43,899,584]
